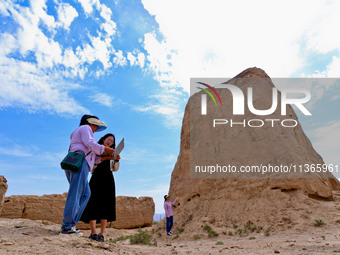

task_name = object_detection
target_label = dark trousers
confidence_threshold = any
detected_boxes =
[166,216,173,233]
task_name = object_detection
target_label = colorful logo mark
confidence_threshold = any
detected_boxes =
[197,81,312,117]
[196,82,223,106]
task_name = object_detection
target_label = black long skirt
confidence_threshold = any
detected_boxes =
[81,160,116,223]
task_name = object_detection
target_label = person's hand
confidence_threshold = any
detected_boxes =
[116,155,121,160]
[176,197,179,200]
[101,156,114,161]
[104,147,114,155]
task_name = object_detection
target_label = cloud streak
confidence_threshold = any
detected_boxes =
[89,92,115,107]
[0,145,34,157]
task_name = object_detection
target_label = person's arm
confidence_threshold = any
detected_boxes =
[171,197,178,205]
[80,125,105,155]
[94,155,102,164]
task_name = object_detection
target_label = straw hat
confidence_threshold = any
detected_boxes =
[87,118,107,132]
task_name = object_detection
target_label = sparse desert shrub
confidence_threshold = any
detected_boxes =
[314,219,325,227]
[109,234,130,244]
[236,229,243,237]
[177,227,184,233]
[203,224,219,237]
[193,234,201,240]
[129,228,151,245]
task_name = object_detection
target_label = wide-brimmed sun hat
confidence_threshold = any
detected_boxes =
[87,118,107,132]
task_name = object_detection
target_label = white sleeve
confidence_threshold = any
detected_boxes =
[110,160,120,172]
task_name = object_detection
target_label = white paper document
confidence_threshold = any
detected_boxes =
[114,138,124,159]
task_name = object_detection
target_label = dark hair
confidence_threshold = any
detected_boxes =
[79,115,99,126]
[98,133,116,149]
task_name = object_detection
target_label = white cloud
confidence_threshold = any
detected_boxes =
[127,52,137,65]
[0,145,34,157]
[310,121,340,178]
[326,56,340,77]
[304,1,340,55]
[0,33,17,56]
[133,88,185,128]
[29,175,64,181]
[123,146,149,163]
[331,95,340,101]
[77,0,94,14]
[138,0,340,128]
[143,32,180,87]
[35,36,63,69]
[112,50,127,66]
[130,183,170,213]
[0,57,88,114]
[30,0,56,29]
[141,0,340,86]
[142,0,317,93]
[101,21,116,37]
[99,5,117,36]
[78,0,117,36]
[62,48,80,69]
[0,0,123,115]
[57,2,79,30]
[137,52,145,68]
[127,51,146,68]
[89,92,114,107]
[0,1,11,16]
[89,35,113,69]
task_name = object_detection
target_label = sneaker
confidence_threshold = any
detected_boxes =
[71,226,84,236]
[89,234,98,240]
[167,232,172,236]
[169,231,173,234]
[97,234,104,242]
[60,226,84,236]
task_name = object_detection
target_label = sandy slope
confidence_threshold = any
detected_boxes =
[1,217,340,255]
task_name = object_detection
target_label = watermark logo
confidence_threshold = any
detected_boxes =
[199,83,312,116]
[196,82,222,115]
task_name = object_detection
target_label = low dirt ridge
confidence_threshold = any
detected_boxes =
[1,193,154,229]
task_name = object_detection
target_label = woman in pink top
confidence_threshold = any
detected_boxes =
[164,195,178,236]
[61,115,114,235]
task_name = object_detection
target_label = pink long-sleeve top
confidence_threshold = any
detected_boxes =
[164,198,178,218]
[69,125,105,172]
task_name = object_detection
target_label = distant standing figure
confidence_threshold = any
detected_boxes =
[61,115,114,236]
[81,133,121,242]
[164,195,178,236]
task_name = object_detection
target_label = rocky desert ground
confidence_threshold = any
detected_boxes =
[1,216,340,255]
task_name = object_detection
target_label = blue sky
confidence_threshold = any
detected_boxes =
[0,0,339,213]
